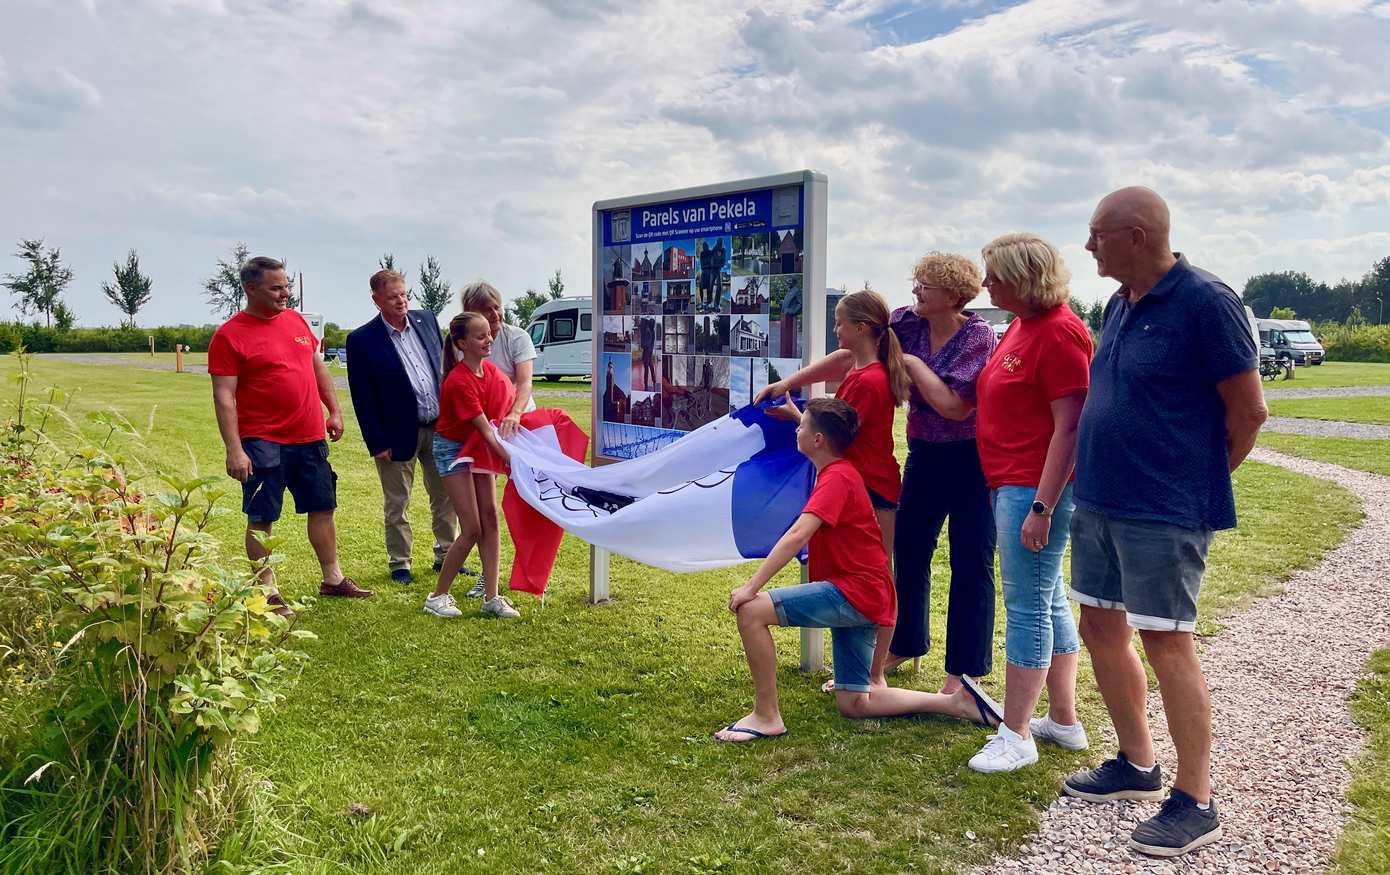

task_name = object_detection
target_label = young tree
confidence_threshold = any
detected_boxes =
[547,269,565,300]
[417,255,451,314]
[2,239,74,328]
[1085,299,1106,334]
[101,249,154,328]
[52,300,77,331]
[204,242,250,317]
[205,243,297,317]
[506,287,549,327]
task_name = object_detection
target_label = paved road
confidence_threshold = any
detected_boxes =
[1262,417,1390,439]
[1263,384,1390,398]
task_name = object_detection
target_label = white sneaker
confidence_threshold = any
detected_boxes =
[1030,715,1089,751]
[465,577,486,599]
[969,722,1039,773]
[424,592,462,618]
[481,595,520,619]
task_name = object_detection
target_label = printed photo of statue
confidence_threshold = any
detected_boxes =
[695,235,731,314]
[631,315,662,391]
[769,274,803,358]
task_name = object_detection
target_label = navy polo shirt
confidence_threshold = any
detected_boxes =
[1074,255,1257,531]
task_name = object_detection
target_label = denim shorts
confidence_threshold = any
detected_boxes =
[1068,508,1213,632]
[431,433,470,479]
[241,439,337,524]
[993,484,1080,670]
[769,581,878,693]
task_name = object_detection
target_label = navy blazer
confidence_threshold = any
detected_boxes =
[346,310,445,461]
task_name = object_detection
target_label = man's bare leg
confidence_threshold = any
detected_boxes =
[306,510,343,585]
[1079,605,1156,768]
[1140,629,1212,802]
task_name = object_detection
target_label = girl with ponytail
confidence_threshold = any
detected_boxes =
[764,288,906,551]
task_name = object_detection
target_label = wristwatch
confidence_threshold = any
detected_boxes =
[1030,500,1052,516]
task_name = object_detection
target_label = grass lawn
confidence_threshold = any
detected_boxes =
[1262,360,1390,390]
[1267,396,1390,425]
[0,355,1364,873]
[1337,649,1390,875]
[1258,433,1390,477]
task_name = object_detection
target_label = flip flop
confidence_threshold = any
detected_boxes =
[713,723,789,743]
[959,675,1004,728]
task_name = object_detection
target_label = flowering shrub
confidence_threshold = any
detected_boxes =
[0,351,313,873]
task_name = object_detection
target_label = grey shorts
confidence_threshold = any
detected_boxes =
[1068,508,1213,632]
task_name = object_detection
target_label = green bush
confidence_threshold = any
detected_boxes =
[1318,324,1390,362]
[0,323,220,355]
[0,352,313,873]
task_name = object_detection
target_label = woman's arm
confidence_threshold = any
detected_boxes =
[752,349,854,404]
[1019,393,1085,552]
[468,413,511,464]
[902,354,974,421]
[499,358,534,438]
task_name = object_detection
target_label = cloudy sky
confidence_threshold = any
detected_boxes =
[3,0,1388,328]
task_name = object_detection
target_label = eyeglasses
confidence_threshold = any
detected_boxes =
[1087,226,1135,244]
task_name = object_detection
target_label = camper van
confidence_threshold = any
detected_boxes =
[525,297,593,380]
[1255,317,1324,366]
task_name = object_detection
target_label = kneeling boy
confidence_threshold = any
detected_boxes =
[714,398,1001,742]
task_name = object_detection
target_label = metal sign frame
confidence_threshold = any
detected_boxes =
[588,170,829,669]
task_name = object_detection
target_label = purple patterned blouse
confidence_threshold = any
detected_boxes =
[889,307,996,443]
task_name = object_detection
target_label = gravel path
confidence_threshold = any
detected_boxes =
[1263,417,1390,439]
[1262,385,1390,399]
[975,449,1390,874]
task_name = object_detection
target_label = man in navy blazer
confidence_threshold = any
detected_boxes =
[347,270,457,583]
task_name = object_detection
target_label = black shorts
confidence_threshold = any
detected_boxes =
[866,486,899,511]
[241,439,337,523]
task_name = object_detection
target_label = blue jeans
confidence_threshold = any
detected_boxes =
[768,581,877,693]
[993,484,1080,670]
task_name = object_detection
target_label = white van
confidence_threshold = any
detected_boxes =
[525,296,593,380]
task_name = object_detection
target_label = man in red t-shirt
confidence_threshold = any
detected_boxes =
[209,256,372,612]
[712,398,1009,743]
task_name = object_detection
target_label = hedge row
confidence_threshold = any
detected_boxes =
[0,323,219,354]
[1318,324,1390,363]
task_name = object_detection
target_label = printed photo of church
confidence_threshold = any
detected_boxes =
[601,352,632,423]
[630,244,662,282]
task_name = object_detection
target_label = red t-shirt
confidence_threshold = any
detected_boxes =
[207,309,324,444]
[804,460,896,626]
[975,305,1092,488]
[835,360,902,503]
[437,359,515,471]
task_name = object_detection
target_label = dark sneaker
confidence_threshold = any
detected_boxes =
[319,577,374,598]
[1062,751,1164,802]
[432,558,444,572]
[1129,789,1222,857]
[390,568,414,585]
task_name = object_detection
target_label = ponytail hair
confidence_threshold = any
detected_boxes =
[443,312,489,375]
[837,289,910,406]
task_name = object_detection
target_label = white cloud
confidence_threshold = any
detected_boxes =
[0,0,1386,329]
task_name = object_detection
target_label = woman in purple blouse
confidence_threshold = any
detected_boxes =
[891,252,998,693]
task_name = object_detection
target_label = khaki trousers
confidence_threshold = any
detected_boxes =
[374,425,457,571]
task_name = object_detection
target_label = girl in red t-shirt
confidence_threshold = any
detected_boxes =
[763,289,910,555]
[425,312,519,620]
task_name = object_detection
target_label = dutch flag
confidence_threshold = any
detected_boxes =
[502,403,813,593]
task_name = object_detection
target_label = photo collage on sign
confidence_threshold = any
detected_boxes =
[598,187,805,459]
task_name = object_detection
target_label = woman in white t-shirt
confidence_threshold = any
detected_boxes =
[449,280,537,437]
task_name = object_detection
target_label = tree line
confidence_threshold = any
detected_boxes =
[3,239,562,329]
[1241,256,1389,324]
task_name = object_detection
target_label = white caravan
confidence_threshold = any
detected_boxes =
[525,296,593,380]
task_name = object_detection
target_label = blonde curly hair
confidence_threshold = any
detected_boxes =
[912,252,983,310]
